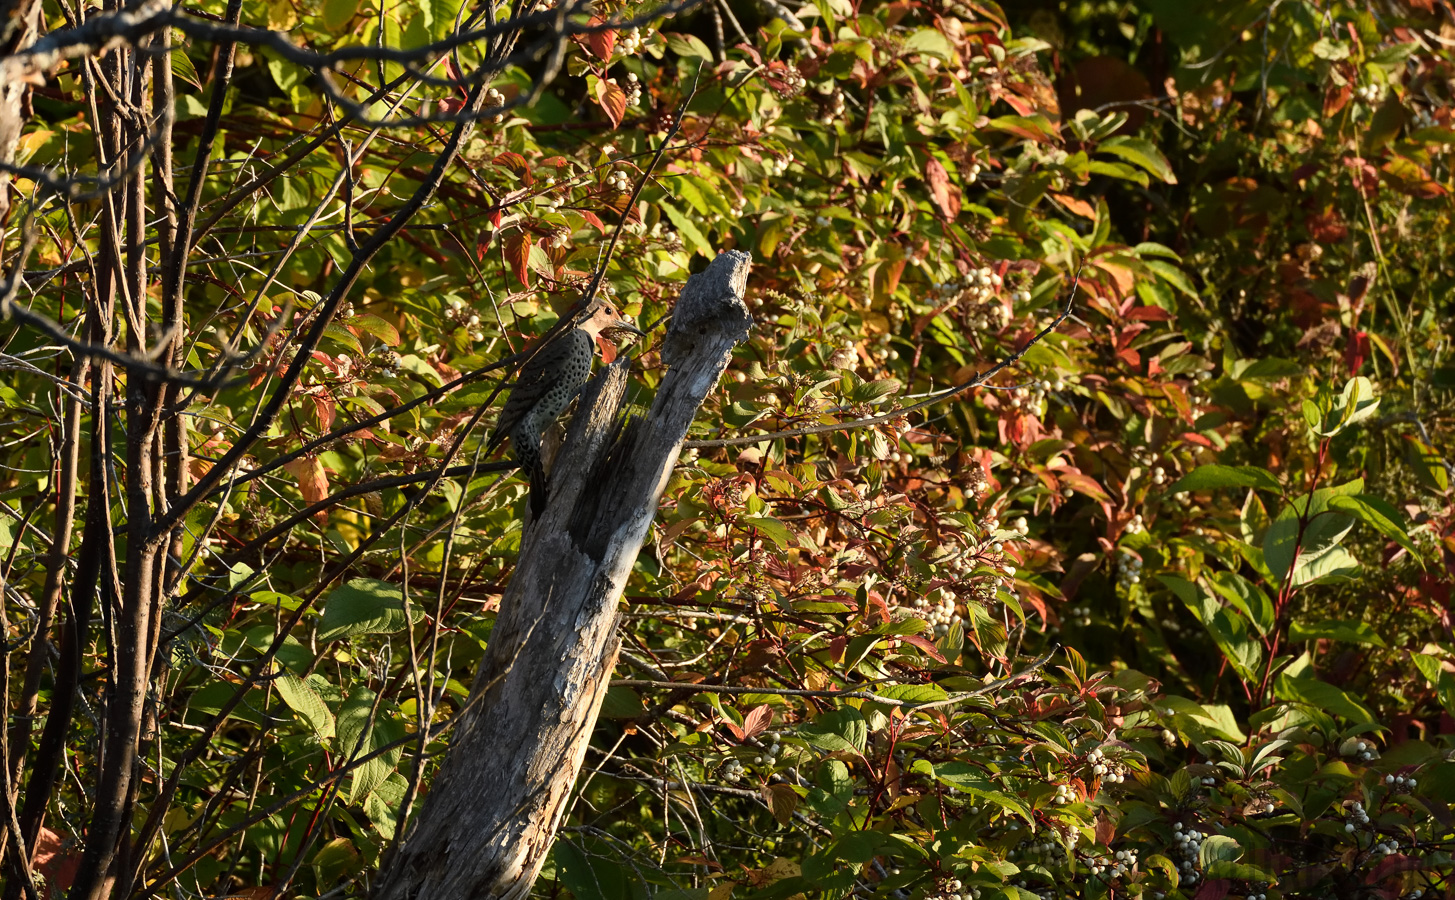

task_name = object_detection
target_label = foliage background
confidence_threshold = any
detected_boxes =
[1,0,1454,898]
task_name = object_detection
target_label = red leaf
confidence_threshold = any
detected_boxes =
[475,229,493,261]
[897,633,946,663]
[595,78,628,128]
[582,17,617,59]
[1346,329,1370,375]
[493,151,533,186]
[505,232,534,287]
[34,827,79,895]
[742,705,773,739]
[924,157,960,218]
[1125,306,1172,321]
[1192,880,1232,900]
[580,210,606,232]
[720,719,745,741]
[445,57,469,98]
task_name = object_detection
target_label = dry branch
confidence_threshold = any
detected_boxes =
[373,250,752,900]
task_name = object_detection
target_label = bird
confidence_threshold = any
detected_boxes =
[486,295,642,510]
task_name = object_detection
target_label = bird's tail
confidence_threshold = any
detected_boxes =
[528,459,549,518]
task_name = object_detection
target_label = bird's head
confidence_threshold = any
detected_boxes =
[580,297,643,340]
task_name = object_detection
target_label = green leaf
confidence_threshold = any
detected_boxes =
[363,773,408,839]
[1316,376,1379,436]
[903,28,953,61]
[1167,465,1282,494]
[1098,136,1177,183]
[351,313,401,346]
[323,0,359,30]
[1288,618,1387,647]
[322,322,363,355]
[664,32,715,61]
[1411,653,1444,686]
[555,840,635,900]
[1328,494,1419,556]
[661,202,713,257]
[924,763,1033,822]
[1404,436,1450,493]
[1199,834,1242,868]
[800,708,867,755]
[275,672,335,740]
[170,47,203,90]
[317,578,423,642]
[336,688,404,803]
[1262,482,1362,586]
[741,516,792,550]
[1276,672,1376,725]
[1207,571,1274,636]
[1207,861,1277,882]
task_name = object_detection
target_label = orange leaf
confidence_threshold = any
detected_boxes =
[1050,192,1096,219]
[595,78,627,128]
[283,456,329,512]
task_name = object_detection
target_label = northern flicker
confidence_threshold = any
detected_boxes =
[486,296,642,506]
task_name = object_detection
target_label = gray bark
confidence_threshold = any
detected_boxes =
[373,250,752,900]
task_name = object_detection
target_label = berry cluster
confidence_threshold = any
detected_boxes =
[912,588,964,637]
[485,86,506,123]
[1086,747,1127,784]
[929,877,980,900]
[770,66,807,98]
[445,297,485,342]
[768,152,793,176]
[965,161,983,184]
[1087,847,1137,878]
[814,84,847,124]
[605,168,632,192]
[753,731,783,766]
[617,27,644,55]
[1170,822,1205,884]
[1051,782,1076,805]
[1343,798,1371,831]
[1003,384,1046,416]
[647,219,681,247]
[1386,772,1419,790]
[1115,551,1144,590]
[1345,739,1379,762]
[607,73,642,106]
[1355,83,1385,104]
[370,345,402,379]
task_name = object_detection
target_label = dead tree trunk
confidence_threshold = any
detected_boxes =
[373,250,752,900]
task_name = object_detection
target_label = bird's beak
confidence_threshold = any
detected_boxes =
[610,319,644,337]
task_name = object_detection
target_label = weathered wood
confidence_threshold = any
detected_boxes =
[0,0,43,222]
[373,250,752,900]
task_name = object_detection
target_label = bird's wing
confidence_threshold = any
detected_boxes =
[487,329,589,449]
